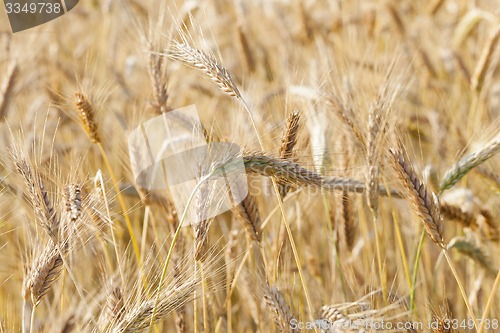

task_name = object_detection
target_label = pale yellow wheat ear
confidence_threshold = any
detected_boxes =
[263,285,298,333]
[233,193,261,242]
[278,111,301,198]
[241,152,400,196]
[25,239,66,306]
[389,148,446,248]
[0,61,18,120]
[439,133,500,193]
[164,41,242,99]
[471,25,500,92]
[448,237,497,277]
[11,147,60,241]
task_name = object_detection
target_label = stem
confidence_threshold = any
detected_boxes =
[443,249,478,332]
[410,229,426,312]
[97,143,142,265]
[370,209,387,301]
[149,174,211,330]
[29,305,35,333]
[241,100,317,331]
[478,270,500,333]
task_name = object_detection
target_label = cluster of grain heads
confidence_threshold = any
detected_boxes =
[321,295,408,333]
[439,133,500,193]
[389,148,446,248]
[109,251,224,333]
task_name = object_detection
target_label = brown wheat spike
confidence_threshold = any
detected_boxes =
[233,193,261,242]
[440,134,500,192]
[241,153,399,197]
[166,41,242,99]
[0,61,18,119]
[148,41,169,113]
[64,184,82,224]
[278,111,301,198]
[60,314,76,333]
[478,208,499,242]
[263,286,298,333]
[471,25,500,91]
[107,285,125,322]
[448,237,497,277]
[328,97,367,149]
[386,4,406,36]
[194,180,212,261]
[74,92,100,144]
[366,109,381,213]
[26,240,66,305]
[439,202,476,229]
[389,148,446,248]
[12,149,60,240]
[342,190,356,252]
[236,24,256,73]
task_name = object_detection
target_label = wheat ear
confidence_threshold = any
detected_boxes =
[278,111,301,198]
[448,237,497,277]
[233,193,261,242]
[74,93,100,144]
[471,25,500,91]
[166,41,241,99]
[263,286,298,333]
[25,240,66,306]
[0,61,18,119]
[389,148,446,248]
[241,153,399,196]
[12,149,60,240]
[440,134,500,192]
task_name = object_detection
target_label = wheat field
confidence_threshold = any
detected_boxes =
[0,0,499,332]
